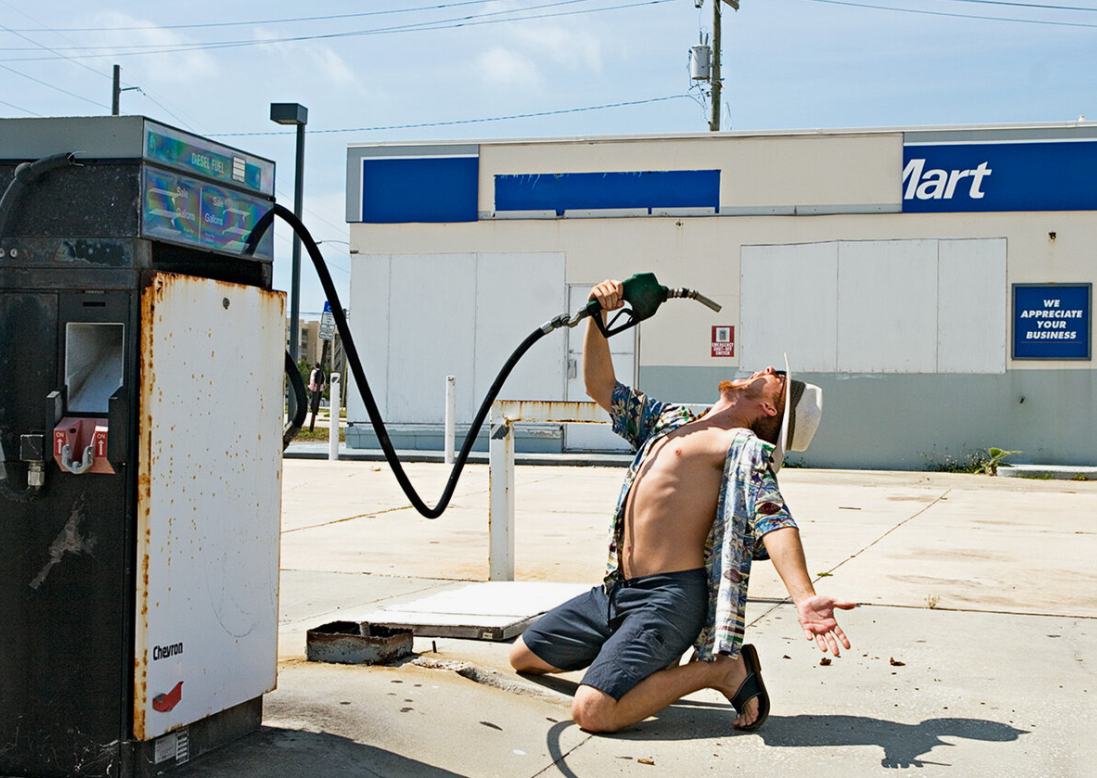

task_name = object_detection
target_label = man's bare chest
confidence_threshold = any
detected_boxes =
[646,422,733,471]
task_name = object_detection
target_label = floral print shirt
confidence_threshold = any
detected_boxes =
[607,382,797,660]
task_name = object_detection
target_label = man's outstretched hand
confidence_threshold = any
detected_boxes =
[796,595,857,655]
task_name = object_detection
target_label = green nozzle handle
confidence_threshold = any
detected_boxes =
[584,272,670,338]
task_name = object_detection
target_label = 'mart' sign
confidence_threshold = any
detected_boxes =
[903,140,1097,213]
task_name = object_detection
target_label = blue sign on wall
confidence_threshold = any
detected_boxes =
[495,170,720,215]
[1013,284,1091,360]
[360,156,479,223]
[903,141,1097,213]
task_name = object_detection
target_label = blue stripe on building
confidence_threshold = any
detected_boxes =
[494,170,720,215]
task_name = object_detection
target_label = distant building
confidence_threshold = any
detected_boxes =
[342,122,1096,469]
[288,318,342,375]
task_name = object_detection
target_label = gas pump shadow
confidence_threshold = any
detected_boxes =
[610,709,1029,768]
[174,726,470,778]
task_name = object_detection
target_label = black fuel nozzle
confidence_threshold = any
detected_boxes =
[581,272,722,338]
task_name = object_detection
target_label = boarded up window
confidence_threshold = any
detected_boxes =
[740,238,1006,374]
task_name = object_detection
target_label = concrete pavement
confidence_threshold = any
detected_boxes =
[180,454,1096,778]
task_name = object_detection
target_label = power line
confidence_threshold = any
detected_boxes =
[0,4,113,111]
[0,0,602,53]
[796,0,1097,27]
[0,62,110,108]
[4,0,1091,36]
[0,20,110,80]
[211,95,689,137]
[1,0,506,32]
[0,3,203,130]
[0,97,40,115]
[942,0,1097,11]
[128,90,199,131]
[0,0,677,61]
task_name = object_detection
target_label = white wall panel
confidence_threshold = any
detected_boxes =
[744,238,1005,375]
[346,255,392,423]
[938,238,1007,374]
[741,241,839,373]
[473,253,566,404]
[348,252,566,426]
[837,239,938,373]
[387,255,478,422]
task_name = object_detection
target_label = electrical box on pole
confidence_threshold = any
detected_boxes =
[690,43,712,80]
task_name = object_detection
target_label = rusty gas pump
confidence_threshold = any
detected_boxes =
[1,116,285,777]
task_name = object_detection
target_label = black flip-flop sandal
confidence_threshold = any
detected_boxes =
[729,643,770,732]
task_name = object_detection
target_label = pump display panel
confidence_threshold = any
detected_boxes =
[142,167,274,259]
[141,121,275,260]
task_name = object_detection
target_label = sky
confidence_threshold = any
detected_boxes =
[3,0,1096,318]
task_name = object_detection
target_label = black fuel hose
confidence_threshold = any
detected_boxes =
[284,350,309,450]
[0,152,78,241]
[246,203,547,519]
[0,151,79,502]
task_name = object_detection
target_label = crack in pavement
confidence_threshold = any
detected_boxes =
[750,488,953,626]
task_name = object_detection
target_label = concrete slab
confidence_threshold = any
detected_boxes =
[187,601,1094,778]
[277,571,464,660]
[815,475,1097,616]
[349,581,592,640]
[280,461,618,582]
[170,460,1097,777]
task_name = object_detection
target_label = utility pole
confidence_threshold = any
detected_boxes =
[112,65,120,116]
[708,0,739,132]
[111,65,138,115]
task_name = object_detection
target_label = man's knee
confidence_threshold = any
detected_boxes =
[509,636,556,674]
[572,686,620,733]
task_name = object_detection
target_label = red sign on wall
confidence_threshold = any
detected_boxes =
[711,325,734,357]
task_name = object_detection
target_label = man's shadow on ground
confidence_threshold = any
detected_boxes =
[641,706,1028,768]
[530,676,1027,769]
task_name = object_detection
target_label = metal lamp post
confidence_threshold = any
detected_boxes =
[269,102,308,363]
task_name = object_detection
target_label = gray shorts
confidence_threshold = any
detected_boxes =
[520,568,707,700]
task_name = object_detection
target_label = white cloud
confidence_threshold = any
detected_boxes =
[471,2,602,82]
[89,12,218,84]
[474,46,544,90]
[253,28,368,96]
[312,47,359,89]
[513,24,602,72]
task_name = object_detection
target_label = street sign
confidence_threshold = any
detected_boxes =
[319,301,335,342]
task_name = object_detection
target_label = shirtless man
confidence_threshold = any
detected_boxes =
[509,279,855,734]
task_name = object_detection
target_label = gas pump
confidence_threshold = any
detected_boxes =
[1,116,285,777]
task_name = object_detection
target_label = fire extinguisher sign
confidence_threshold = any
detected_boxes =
[711,326,734,357]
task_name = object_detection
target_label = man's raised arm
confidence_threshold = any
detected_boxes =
[583,279,623,412]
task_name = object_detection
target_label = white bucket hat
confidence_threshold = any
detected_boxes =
[772,354,823,472]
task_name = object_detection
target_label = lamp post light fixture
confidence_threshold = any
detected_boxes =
[269,102,308,363]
